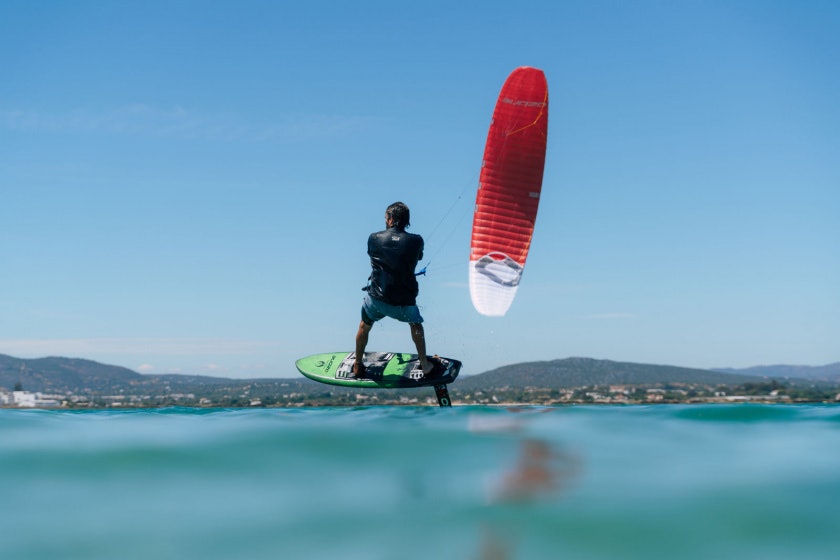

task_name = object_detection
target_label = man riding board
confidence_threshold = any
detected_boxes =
[354,202,438,378]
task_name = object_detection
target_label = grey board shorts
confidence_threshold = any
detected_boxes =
[361,293,424,325]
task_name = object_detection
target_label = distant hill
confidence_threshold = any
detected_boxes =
[713,363,840,382]
[0,354,142,393]
[0,354,312,395]
[456,357,765,390]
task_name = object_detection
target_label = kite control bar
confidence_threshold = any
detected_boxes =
[363,265,426,291]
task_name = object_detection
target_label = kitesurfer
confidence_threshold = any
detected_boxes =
[354,201,437,378]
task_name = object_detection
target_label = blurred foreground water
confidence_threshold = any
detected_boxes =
[2,404,839,559]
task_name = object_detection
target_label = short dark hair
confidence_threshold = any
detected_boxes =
[386,201,410,230]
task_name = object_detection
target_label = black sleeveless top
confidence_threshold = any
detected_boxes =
[366,227,424,306]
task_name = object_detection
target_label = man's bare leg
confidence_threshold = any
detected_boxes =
[410,322,435,374]
[354,321,372,376]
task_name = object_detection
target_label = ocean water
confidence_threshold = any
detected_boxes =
[2,405,839,560]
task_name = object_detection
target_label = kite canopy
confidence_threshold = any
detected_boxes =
[469,67,548,316]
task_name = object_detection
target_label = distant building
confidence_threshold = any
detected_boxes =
[9,391,61,408]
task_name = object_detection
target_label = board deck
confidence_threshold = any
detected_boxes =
[295,352,461,389]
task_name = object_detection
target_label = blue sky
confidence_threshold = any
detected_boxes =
[2,0,838,379]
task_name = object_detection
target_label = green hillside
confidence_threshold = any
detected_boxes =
[713,363,840,382]
[0,354,142,393]
[457,357,763,390]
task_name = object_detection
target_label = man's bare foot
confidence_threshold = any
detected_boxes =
[352,361,366,378]
[421,355,441,376]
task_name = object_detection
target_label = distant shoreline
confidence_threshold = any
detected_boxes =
[3,390,838,410]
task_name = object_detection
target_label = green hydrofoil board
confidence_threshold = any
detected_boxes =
[295,352,461,389]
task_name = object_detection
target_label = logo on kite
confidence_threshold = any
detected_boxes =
[474,252,523,287]
[469,66,548,317]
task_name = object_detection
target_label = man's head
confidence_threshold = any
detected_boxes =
[385,201,411,230]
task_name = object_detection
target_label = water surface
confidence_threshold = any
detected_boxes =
[2,404,838,559]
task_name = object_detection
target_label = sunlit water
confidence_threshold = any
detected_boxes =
[2,405,839,560]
